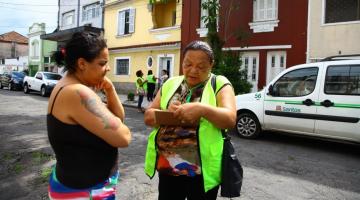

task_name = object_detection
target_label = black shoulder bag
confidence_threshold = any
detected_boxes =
[211,75,243,198]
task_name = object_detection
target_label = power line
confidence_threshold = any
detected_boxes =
[0,5,57,14]
[0,1,76,6]
[0,26,57,28]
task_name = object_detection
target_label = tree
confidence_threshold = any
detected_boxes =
[202,0,252,94]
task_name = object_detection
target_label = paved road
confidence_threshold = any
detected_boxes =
[0,89,360,200]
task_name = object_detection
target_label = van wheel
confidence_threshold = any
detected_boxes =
[236,113,261,139]
[24,83,30,94]
[41,86,47,97]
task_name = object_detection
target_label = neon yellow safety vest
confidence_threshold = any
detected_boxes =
[147,74,156,84]
[144,74,231,192]
[136,77,147,91]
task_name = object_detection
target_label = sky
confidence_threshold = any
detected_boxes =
[0,0,59,36]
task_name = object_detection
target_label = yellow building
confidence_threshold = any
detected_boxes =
[104,0,182,93]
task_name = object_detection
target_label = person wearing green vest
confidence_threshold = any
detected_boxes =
[144,41,236,200]
[136,70,147,113]
[146,70,157,102]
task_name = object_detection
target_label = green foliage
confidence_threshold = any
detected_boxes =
[40,167,52,183]
[202,0,252,94]
[213,52,252,94]
[149,0,169,4]
[31,151,52,165]
[127,92,135,101]
[13,163,23,174]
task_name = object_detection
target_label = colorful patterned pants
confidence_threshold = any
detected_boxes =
[48,167,119,200]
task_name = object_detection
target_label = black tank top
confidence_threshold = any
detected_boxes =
[47,86,118,189]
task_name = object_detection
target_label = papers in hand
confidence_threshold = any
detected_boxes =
[154,110,198,127]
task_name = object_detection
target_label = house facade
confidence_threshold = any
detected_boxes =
[104,0,182,93]
[0,31,28,74]
[28,23,57,76]
[182,0,308,92]
[41,0,104,47]
[307,0,360,62]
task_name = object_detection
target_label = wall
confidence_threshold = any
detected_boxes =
[104,0,181,49]
[108,48,180,93]
[309,0,360,60]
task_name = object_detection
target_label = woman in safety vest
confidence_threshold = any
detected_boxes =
[144,41,236,200]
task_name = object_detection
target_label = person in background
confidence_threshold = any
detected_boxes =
[159,69,169,87]
[144,41,236,200]
[136,70,147,113]
[48,32,131,199]
[146,70,157,102]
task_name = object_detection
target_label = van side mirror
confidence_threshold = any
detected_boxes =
[267,84,274,96]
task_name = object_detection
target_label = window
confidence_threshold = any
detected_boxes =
[62,10,75,26]
[280,56,285,68]
[82,2,100,21]
[35,73,43,80]
[252,59,257,81]
[200,0,208,28]
[253,0,278,22]
[118,8,135,35]
[272,67,318,97]
[325,65,360,95]
[115,58,130,75]
[31,40,39,58]
[244,57,249,74]
[271,56,275,67]
[147,56,153,68]
[1,59,4,65]
[325,0,360,24]
[152,0,177,29]
[44,57,50,64]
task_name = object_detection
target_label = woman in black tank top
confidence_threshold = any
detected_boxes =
[47,32,131,199]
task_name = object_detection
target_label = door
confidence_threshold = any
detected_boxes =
[33,73,43,91]
[315,63,360,141]
[241,52,259,92]
[264,66,320,133]
[266,51,286,84]
[158,56,173,78]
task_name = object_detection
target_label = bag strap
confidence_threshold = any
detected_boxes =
[210,75,230,139]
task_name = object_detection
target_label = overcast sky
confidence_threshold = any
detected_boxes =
[0,0,58,36]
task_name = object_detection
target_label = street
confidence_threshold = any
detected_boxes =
[0,89,360,200]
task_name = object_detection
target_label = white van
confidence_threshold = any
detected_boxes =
[235,56,360,143]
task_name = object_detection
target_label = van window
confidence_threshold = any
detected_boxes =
[272,67,318,97]
[325,65,360,95]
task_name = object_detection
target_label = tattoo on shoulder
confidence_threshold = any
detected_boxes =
[76,89,119,130]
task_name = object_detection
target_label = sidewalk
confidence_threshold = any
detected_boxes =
[118,94,151,109]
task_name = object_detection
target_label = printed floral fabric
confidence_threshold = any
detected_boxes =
[156,79,208,177]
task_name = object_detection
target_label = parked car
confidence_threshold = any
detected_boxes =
[235,55,360,143]
[23,71,62,97]
[0,71,26,91]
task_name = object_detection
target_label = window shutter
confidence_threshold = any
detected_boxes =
[129,8,136,33]
[118,11,125,35]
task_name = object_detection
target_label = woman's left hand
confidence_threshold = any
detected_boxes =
[174,102,204,124]
[95,76,114,93]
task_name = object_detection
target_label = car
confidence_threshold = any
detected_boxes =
[23,71,62,97]
[0,71,26,91]
[235,55,360,143]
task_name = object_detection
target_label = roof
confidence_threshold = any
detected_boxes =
[40,26,103,42]
[0,31,28,44]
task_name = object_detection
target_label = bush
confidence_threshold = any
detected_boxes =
[212,52,252,94]
[127,92,135,101]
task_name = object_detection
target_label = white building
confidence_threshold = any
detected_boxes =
[0,56,28,74]
[307,0,360,62]
[59,0,104,31]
